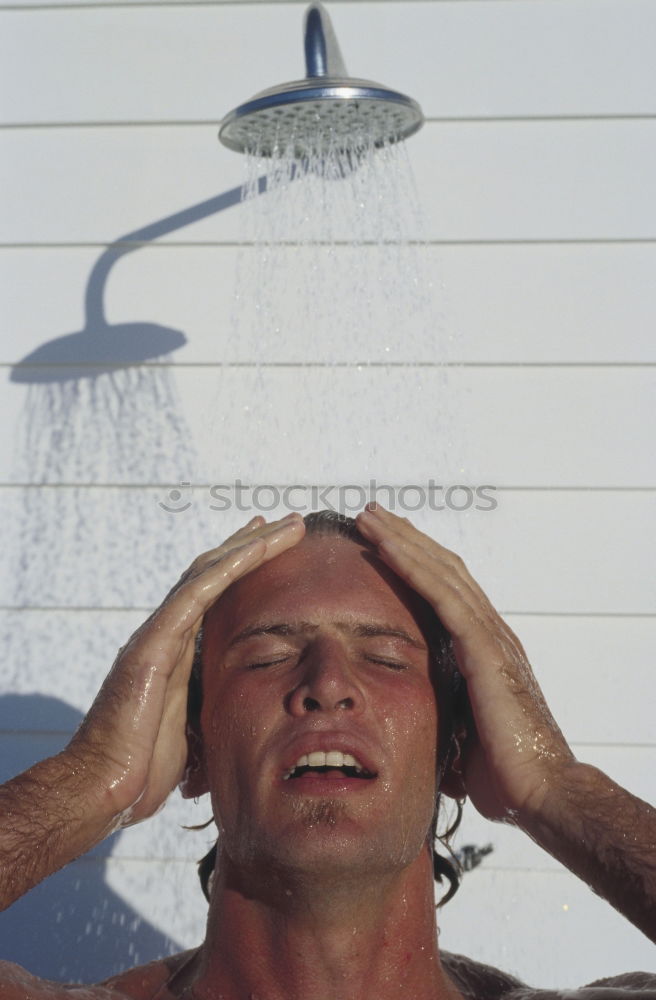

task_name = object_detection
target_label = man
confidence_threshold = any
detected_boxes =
[0,506,654,999]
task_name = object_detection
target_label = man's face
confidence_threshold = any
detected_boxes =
[199,532,439,884]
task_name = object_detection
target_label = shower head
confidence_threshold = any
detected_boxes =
[219,2,424,157]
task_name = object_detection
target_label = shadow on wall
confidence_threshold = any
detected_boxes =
[9,180,262,383]
[0,695,182,982]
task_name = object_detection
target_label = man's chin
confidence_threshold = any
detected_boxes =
[219,794,424,889]
[246,807,411,887]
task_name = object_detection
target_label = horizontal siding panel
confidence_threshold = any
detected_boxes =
[2,121,656,243]
[2,613,654,744]
[0,611,149,714]
[2,367,653,485]
[2,243,656,365]
[440,867,656,986]
[2,2,656,121]
[0,488,653,611]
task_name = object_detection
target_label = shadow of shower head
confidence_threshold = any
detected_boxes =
[219,2,424,157]
[10,323,186,384]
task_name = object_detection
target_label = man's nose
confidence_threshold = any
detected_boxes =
[287,640,364,716]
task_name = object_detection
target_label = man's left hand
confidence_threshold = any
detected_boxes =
[356,504,575,824]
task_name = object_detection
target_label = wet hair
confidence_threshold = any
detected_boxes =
[189,510,466,905]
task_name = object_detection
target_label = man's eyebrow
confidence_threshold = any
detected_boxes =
[228,623,315,647]
[227,621,427,651]
[348,622,427,650]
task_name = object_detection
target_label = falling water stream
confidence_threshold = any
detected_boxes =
[212,122,469,529]
[5,366,201,614]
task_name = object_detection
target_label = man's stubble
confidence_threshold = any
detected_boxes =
[290,797,347,827]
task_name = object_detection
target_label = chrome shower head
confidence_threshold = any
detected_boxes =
[219,2,424,157]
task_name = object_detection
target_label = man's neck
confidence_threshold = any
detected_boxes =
[191,847,462,1000]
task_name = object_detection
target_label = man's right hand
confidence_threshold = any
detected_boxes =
[0,512,305,909]
[69,512,306,825]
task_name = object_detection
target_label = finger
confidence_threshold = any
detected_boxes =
[357,508,528,660]
[360,507,525,641]
[357,510,484,611]
[99,514,305,730]
[121,517,306,756]
[366,536,486,644]
[188,513,305,583]
[358,505,492,605]
[85,528,296,772]
[130,516,306,669]
[225,514,266,540]
[360,508,526,653]
[369,537,534,706]
[205,512,269,551]
[184,513,294,578]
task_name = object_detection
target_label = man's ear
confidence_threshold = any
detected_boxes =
[179,722,210,799]
[438,725,467,801]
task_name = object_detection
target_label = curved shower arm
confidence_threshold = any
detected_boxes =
[304,2,348,78]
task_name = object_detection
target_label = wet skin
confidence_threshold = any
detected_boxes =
[192,532,442,893]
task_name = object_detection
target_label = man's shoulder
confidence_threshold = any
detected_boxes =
[0,960,118,1000]
[3,952,655,1000]
[99,950,197,999]
[0,951,195,1000]
[584,971,656,995]
[442,951,525,999]
[442,952,656,1000]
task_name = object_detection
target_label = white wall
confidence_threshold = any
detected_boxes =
[1,0,655,987]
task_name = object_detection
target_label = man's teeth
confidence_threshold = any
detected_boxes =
[282,750,368,780]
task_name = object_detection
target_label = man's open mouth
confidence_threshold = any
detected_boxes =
[282,750,377,781]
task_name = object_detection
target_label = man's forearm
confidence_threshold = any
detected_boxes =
[0,750,118,910]
[519,761,656,941]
